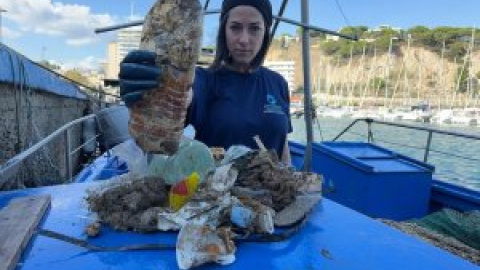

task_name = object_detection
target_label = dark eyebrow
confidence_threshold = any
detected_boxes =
[229,21,263,26]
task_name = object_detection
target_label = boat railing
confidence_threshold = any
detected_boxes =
[0,114,100,186]
[333,118,480,163]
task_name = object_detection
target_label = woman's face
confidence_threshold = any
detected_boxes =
[225,6,266,69]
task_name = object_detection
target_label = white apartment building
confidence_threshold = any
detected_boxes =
[117,25,142,61]
[105,42,119,80]
[106,25,142,80]
[263,60,295,92]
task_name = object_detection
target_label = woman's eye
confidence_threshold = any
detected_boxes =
[230,25,242,31]
[249,26,261,34]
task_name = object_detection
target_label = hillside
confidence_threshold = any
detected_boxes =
[266,37,480,108]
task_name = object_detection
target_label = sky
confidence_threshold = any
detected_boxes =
[1,0,480,70]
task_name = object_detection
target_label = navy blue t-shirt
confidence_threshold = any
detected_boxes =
[186,66,292,156]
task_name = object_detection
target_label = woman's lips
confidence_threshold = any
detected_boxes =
[234,50,251,54]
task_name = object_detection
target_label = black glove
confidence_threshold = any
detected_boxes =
[119,50,162,107]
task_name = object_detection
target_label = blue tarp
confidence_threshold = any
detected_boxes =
[0,44,87,100]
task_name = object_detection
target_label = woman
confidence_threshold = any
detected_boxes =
[119,0,292,164]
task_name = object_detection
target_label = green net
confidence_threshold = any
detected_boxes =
[413,209,480,250]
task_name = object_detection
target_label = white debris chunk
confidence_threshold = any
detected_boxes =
[176,224,236,269]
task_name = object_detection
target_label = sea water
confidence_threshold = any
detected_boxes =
[289,117,480,191]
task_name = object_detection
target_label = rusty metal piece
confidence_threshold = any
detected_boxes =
[85,222,102,237]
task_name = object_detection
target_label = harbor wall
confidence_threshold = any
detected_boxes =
[0,83,90,190]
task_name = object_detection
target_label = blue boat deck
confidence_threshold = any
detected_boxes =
[2,181,477,270]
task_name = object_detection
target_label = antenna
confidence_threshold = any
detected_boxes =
[130,1,135,21]
[41,46,46,61]
[0,7,7,43]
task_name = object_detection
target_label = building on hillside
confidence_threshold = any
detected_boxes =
[82,69,121,103]
[264,60,296,93]
[276,35,299,48]
[101,86,120,103]
[370,25,403,33]
[84,69,105,88]
[325,34,340,41]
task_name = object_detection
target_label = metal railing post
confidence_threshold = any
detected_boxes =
[64,129,72,180]
[367,119,374,143]
[301,0,314,172]
[424,131,433,162]
[0,114,99,185]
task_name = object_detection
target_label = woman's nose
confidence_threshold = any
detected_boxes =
[238,29,249,44]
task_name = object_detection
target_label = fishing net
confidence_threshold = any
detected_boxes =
[382,219,480,265]
[413,209,480,250]
[381,208,480,265]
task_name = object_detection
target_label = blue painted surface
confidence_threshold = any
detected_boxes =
[1,182,477,270]
[0,44,86,100]
[289,141,434,220]
[431,179,480,212]
[290,140,480,216]
[312,142,435,173]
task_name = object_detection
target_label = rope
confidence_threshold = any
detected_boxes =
[37,229,176,251]
[315,118,324,141]
[333,0,352,29]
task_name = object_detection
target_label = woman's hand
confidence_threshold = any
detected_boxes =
[119,50,162,107]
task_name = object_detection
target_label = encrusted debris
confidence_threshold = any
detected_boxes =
[176,224,236,269]
[86,175,168,232]
[129,0,203,154]
[274,194,322,227]
[85,144,322,269]
[232,150,307,211]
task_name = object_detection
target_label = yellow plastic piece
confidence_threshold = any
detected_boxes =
[169,172,200,212]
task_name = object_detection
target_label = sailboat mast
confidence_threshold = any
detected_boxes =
[384,36,394,107]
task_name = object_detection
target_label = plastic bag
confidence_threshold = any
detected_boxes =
[158,195,235,231]
[148,138,215,185]
[110,139,149,177]
[221,145,252,165]
[204,163,238,194]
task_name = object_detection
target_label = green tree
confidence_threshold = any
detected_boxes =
[321,41,341,55]
[339,26,369,38]
[64,69,92,87]
[310,31,326,39]
[370,77,386,90]
[455,61,470,93]
[38,60,60,71]
[446,41,467,60]
[408,26,436,47]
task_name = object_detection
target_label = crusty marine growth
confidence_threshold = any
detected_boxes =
[129,0,203,154]
[86,175,168,232]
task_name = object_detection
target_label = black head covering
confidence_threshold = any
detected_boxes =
[220,0,273,27]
